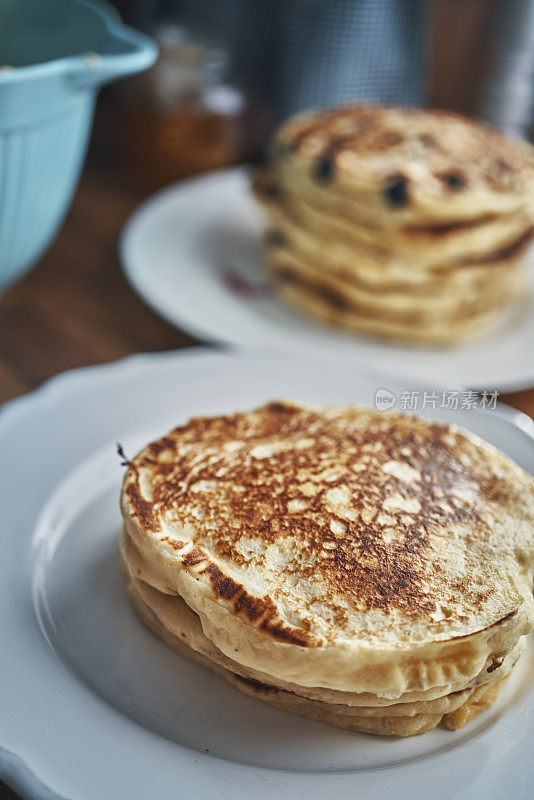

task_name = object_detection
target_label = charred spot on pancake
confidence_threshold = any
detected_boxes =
[439,171,467,191]
[493,158,510,176]
[147,435,176,458]
[374,129,404,150]
[320,286,351,310]
[264,401,299,416]
[487,657,504,673]
[487,158,513,190]
[418,133,436,149]
[384,174,409,207]
[233,674,277,694]
[265,229,287,247]
[274,139,296,159]
[313,156,335,184]
[125,479,155,530]
[273,266,298,284]
[196,560,312,646]
[261,181,285,201]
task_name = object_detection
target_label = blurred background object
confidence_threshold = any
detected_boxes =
[175,0,427,122]
[477,0,534,138]
[119,21,254,190]
[115,0,427,135]
[107,0,534,197]
[106,0,429,194]
[0,0,156,295]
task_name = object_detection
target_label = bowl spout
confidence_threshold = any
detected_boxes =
[66,3,158,89]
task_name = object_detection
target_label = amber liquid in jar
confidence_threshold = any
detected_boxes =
[121,24,250,190]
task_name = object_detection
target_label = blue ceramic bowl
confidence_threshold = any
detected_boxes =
[0,0,157,292]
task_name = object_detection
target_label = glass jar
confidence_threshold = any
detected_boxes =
[120,23,253,190]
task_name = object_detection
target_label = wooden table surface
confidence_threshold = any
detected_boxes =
[0,159,198,405]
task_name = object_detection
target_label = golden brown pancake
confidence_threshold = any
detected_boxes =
[271,267,525,346]
[267,104,534,225]
[122,552,525,709]
[120,401,534,698]
[125,569,512,737]
[253,104,534,345]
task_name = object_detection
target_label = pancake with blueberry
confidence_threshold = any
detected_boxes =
[254,104,534,345]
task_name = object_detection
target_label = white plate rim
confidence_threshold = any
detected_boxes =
[119,167,534,393]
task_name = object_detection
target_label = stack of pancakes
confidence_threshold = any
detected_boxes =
[120,401,534,737]
[253,105,534,345]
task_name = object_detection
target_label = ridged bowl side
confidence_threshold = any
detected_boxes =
[0,96,94,291]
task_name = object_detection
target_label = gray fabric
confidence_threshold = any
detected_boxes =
[178,0,427,123]
[477,0,534,139]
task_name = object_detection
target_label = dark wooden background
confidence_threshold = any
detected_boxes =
[1,1,533,798]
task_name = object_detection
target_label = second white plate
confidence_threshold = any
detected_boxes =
[121,168,534,392]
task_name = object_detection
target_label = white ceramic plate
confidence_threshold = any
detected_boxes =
[2,348,534,800]
[120,168,534,392]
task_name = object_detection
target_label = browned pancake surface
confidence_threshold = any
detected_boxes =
[123,402,534,644]
[274,104,534,217]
